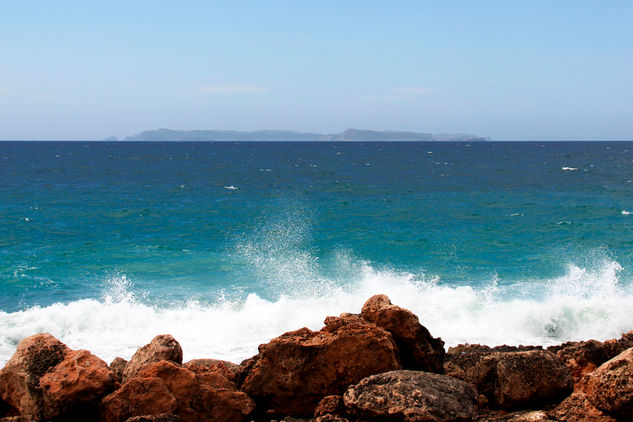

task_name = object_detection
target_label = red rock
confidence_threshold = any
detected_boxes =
[548,340,610,383]
[360,294,445,373]
[110,357,128,384]
[101,360,254,422]
[343,370,478,422]
[547,392,616,422]
[122,335,183,383]
[314,395,345,419]
[445,346,573,409]
[582,347,633,418]
[124,416,180,422]
[240,314,401,417]
[476,409,555,421]
[39,349,115,419]
[183,359,240,383]
[0,333,70,419]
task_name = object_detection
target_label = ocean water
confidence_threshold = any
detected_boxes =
[2,141,633,366]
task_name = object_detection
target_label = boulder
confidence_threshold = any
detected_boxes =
[548,340,610,383]
[101,360,254,422]
[110,357,128,384]
[183,359,240,383]
[360,294,445,373]
[547,392,616,422]
[582,347,633,418]
[314,395,345,419]
[343,370,477,422]
[39,349,116,419]
[445,346,573,409]
[0,333,70,419]
[476,410,555,421]
[125,416,180,422]
[122,335,183,383]
[240,314,401,417]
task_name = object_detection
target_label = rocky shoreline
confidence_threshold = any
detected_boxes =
[1,294,632,421]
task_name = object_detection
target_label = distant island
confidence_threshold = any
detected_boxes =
[114,129,489,142]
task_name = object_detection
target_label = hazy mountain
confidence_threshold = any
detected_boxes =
[120,128,488,142]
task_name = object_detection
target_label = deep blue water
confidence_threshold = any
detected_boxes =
[1,141,633,364]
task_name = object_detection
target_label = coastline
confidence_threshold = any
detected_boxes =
[1,294,631,421]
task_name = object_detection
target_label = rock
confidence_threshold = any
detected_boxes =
[110,357,128,384]
[343,370,478,422]
[122,335,183,383]
[183,359,240,383]
[603,330,633,358]
[445,347,573,409]
[360,294,445,373]
[101,360,254,422]
[548,340,610,383]
[316,416,348,422]
[39,349,116,419]
[476,409,555,421]
[125,415,180,422]
[582,347,633,418]
[547,392,616,422]
[0,333,70,419]
[314,395,345,419]
[240,314,401,417]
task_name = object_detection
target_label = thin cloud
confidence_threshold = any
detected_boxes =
[197,84,268,94]
[393,87,435,95]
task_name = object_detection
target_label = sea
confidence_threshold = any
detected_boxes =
[2,140,633,366]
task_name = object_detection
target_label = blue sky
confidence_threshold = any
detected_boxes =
[1,1,632,140]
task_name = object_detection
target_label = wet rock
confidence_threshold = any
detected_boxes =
[343,369,477,422]
[39,349,116,419]
[582,347,633,418]
[445,347,572,409]
[101,360,254,422]
[0,333,70,419]
[547,392,616,422]
[122,335,183,383]
[240,314,401,417]
[110,357,128,384]
[183,359,240,383]
[360,294,445,373]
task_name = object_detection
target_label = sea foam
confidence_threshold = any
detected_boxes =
[1,259,632,367]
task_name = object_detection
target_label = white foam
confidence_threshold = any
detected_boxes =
[1,259,632,367]
[622,210,631,215]
[561,167,578,171]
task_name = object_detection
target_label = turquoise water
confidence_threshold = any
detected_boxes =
[1,141,633,364]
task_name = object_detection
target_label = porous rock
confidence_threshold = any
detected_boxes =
[124,415,180,422]
[110,357,128,384]
[547,392,616,422]
[183,359,240,383]
[343,369,477,422]
[101,360,254,422]
[0,333,70,419]
[582,347,633,418]
[240,314,401,417]
[360,294,445,373]
[40,349,116,419]
[122,335,183,383]
[445,346,572,409]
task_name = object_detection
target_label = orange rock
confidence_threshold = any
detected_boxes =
[360,294,445,373]
[183,359,240,383]
[40,349,115,419]
[548,392,616,422]
[582,347,633,419]
[122,335,183,383]
[240,314,401,417]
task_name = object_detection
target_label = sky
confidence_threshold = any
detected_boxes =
[1,1,632,140]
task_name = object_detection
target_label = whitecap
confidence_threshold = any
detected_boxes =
[224,185,239,190]
[561,167,578,171]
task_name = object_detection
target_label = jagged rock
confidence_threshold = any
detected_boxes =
[315,416,348,422]
[547,392,616,422]
[602,330,633,358]
[445,347,572,409]
[101,360,254,422]
[125,415,180,422]
[582,347,633,418]
[548,340,610,383]
[39,349,115,419]
[110,357,128,384]
[240,314,401,417]
[122,335,183,383]
[343,370,478,422]
[183,359,240,383]
[360,294,445,373]
[476,409,555,421]
[0,333,70,419]
[314,395,345,419]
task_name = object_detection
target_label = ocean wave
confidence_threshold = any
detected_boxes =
[1,259,632,367]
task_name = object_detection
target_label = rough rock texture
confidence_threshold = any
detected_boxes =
[110,357,128,384]
[314,395,345,419]
[0,333,70,419]
[101,360,254,422]
[240,314,401,417]
[183,359,240,383]
[445,347,573,409]
[125,415,180,422]
[581,347,633,418]
[343,370,478,422]
[360,294,445,373]
[122,335,183,383]
[476,410,555,421]
[547,392,616,422]
[39,349,116,419]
